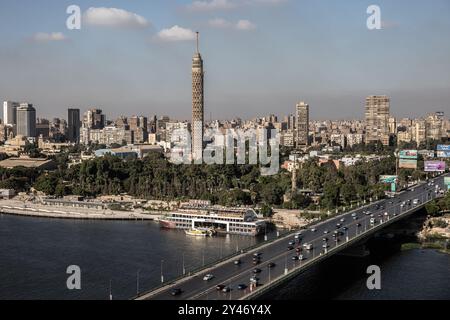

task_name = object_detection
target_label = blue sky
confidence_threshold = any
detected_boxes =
[0,0,449,120]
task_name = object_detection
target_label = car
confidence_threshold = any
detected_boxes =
[253,268,262,274]
[222,286,231,293]
[351,213,357,217]
[237,284,247,290]
[343,227,348,231]
[322,244,329,249]
[357,223,362,227]
[203,274,214,281]
[323,230,329,234]
[323,237,329,242]
[170,288,182,296]
[365,211,371,216]
[292,255,299,261]
[250,276,259,284]
[295,247,302,253]
[253,252,262,257]
[287,246,294,251]
[303,243,313,250]
[384,212,389,216]
[294,232,303,240]
[336,223,342,229]
[234,259,241,265]
[298,254,306,261]
[267,262,276,268]
[340,218,345,223]
[216,284,225,291]
[288,240,295,246]
[311,228,317,232]
[253,260,260,266]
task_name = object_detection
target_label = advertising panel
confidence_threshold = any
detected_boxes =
[437,151,450,158]
[444,177,450,186]
[399,150,418,159]
[379,175,398,183]
[424,161,446,172]
[399,159,417,169]
[437,145,450,151]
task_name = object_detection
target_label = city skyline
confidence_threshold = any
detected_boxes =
[1,0,450,120]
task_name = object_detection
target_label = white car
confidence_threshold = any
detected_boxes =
[203,274,214,281]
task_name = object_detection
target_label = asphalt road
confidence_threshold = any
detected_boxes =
[139,173,449,301]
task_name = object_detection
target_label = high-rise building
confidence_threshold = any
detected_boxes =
[16,103,36,138]
[425,112,443,141]
[365,95,390,146]
[3,101,19,126]
[67,108,80,143]
[192,32,204,162]
[83,109,105,130]
[295,102,310,149]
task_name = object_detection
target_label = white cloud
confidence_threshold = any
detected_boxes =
[157,26,197,42]
[33,32,67,42]
[188,0,236,12]
[187,0,286,11]
[236,20,257,30]
[209,18,256,31]
[83,7,150,28]
[208,18,233,28]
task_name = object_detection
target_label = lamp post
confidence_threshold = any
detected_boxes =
[160,260,164,284]
[136,270,141,295]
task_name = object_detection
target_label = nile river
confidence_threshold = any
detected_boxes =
[0,214,449,300]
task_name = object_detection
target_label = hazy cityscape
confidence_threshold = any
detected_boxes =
[0,0,449,306]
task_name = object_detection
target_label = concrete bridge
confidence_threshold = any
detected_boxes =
[136,173,449,300]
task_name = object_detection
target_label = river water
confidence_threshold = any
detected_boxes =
[0,214,449,300]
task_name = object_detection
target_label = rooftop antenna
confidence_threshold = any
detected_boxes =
[196,31,200,53]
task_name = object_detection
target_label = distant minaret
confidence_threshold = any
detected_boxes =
[192,31,204,163]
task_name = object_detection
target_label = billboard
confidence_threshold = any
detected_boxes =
[380,175,398,183]
[399,150,418,159]
[424,161,446,172]
[418,150,435,158]
[437,145,450,151]
[437,151,450,158]
[445,177,450,186]
[399,159,417,169]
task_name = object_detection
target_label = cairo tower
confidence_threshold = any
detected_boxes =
[192,32,204,163]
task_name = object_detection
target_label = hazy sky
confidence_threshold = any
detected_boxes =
[1,0,450,121]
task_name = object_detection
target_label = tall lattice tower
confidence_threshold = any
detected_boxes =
[192,32,204,162]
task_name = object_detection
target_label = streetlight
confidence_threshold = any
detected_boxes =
[136,270,140,296]
[182,253,186,276]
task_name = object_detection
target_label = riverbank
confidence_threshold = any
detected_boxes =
[0,199,162,221]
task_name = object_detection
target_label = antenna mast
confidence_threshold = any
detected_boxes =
[196,31,200,53]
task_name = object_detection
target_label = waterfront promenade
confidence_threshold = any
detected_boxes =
[0,199,161,221]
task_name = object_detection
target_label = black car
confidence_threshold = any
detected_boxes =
[234,259,241,265]
[237,284,247,290]
[170,288,182,296]
[216,284,225,291]
[287,246,294,251]
[292,255,299,261]
[267,262,276,268]
[253,268,262,274]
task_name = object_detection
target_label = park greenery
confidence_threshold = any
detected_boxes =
[0,138,447,212]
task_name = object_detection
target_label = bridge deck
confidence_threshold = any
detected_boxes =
[136,173,449,301]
